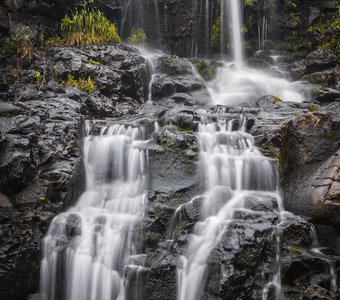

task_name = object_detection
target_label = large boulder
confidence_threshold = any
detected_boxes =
[283,150,340,223]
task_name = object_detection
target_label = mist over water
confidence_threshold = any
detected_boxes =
[208,63,308,105]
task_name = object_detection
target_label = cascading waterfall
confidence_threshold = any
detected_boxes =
[177,114,281,300]
[220,0,244,63]
[40,122,149,300]
[212,0,309,105]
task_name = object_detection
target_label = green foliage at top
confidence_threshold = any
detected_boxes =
[61,4,121,46]
[127,27,147,44]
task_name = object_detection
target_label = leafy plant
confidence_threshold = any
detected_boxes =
[0,37,18,56]
[61,4,121,46]
[14,26,33,65]
[89,58,102,65]
[35,70,46,88]
[43,36,65,48]
[272,96,283,103]
[309,104,319,112]
[10,68,24,82]
[127,27,147,44]
[62,73,96,93]
[331,5,340,30]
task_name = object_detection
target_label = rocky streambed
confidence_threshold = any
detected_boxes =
[0,44,339,299]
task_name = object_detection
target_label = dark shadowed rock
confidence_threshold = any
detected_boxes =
[317,88,340,103]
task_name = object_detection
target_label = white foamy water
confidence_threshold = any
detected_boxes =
[208,63,309,105]
[40,122,149,300]
[213,0,309,105]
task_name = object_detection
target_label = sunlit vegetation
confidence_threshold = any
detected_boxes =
[62,74,96,93]
[89,58,102,65]
[61,3,121,46]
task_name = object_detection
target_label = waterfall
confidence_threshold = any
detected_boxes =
[211,0,309,104]
[228,0,244,64]
[220,0,244,63]
[40,122,149,300]
[177,116,281,300]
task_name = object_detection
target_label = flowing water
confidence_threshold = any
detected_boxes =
[176,113,282,300]
[213,0,309,105]
[40,122,149,300]
[207,63,309,105]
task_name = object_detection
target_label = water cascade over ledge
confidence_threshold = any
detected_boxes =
[177,114,282,300]
[40,122,150,300]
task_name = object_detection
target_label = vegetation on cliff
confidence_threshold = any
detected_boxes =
[61,2,121,46]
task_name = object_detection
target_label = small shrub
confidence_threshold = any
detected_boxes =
[79,76,96,93]
[61,4,121,46]
[43,36,65,48]
[89,58,102,65]
[35,70,46,88]
[15,26,33,64]
[62,73,96,93]
[10,68,24,82]
[0,37,18,56]
[309,104,319,112]
[127,27,147,44]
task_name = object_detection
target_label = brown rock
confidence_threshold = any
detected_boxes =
[0,192,12,208]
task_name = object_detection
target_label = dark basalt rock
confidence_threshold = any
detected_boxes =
[283,150,340,223]
[152,75,205,100]
[148,126,199,209]
[290,49,338,80]
[155,55,193,76]
[317,88,340,103]
[306,49,338,75]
